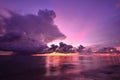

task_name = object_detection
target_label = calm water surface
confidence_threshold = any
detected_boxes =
[0,53,120,80]
[43,54,120,76]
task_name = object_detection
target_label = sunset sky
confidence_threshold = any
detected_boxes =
[0,0,120,47]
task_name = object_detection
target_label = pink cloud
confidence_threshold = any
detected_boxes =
[0,8,11,18]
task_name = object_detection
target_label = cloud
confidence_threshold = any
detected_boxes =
[0,8,66,54]
[0,8,12,18]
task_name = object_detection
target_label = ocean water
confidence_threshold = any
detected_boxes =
[0,53,120,80]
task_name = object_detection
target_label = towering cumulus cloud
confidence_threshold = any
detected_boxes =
[0,8,66,54]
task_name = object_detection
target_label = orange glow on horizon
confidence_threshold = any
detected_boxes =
[32,52,120,57]
[33,52,78,56]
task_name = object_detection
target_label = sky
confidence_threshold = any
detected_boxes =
[0,0,120,47]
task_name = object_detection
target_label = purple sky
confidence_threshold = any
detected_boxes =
[0,0,120,47]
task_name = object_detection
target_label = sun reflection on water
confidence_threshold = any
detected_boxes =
[45,53,80,76]
[32,53,120,76]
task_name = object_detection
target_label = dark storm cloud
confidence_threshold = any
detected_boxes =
[0,32,22,42]
[0,8,66,54]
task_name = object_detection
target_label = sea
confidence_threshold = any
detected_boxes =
[0,53,120,80]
